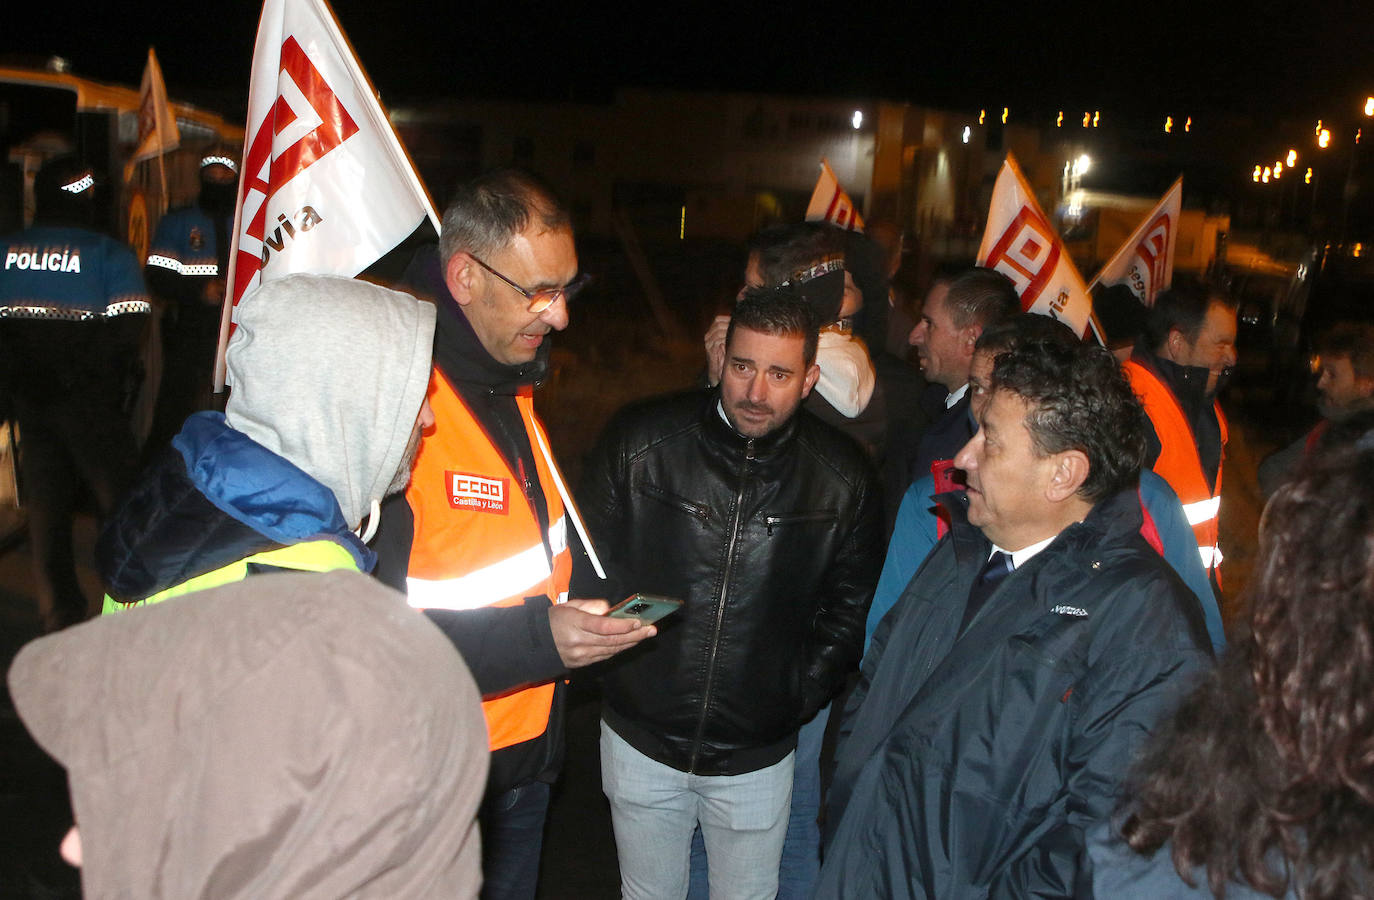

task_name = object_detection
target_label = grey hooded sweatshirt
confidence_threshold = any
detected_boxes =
[9,570,489,899]
[225,273,436,532]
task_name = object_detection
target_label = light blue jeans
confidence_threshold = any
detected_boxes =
[600,721,794,900]
[688,705,828,899]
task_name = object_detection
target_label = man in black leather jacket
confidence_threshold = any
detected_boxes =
[576,286,883,899]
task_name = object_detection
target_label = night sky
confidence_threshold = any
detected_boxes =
[4,1,1372,130]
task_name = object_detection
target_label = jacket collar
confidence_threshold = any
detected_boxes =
[701,389,802,461]
[432,295,550,396]
[938,483,1144,568]
[1131,343,1211,421]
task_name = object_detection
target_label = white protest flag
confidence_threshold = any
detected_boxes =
[805,158,865,232]
[129,48,180,164]
[1088,177,1182,307]
[977,154,1097,340]
[215,0,441,389]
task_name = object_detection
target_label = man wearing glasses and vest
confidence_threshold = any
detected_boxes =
[1121,284,1237,587]
[373,169,654,900]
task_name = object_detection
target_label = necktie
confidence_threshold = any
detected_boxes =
[959,550,1014,634]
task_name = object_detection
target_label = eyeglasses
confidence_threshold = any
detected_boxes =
[470,255,591,313]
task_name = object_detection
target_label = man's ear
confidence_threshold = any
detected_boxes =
[1355,374,1374,402]
[1164,327,1188,362]
[445,252,477,307]
[1045,449,1090,502]
[801,363,821,399]
[962,324,982,359]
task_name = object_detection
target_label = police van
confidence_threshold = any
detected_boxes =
[0,58,242,543]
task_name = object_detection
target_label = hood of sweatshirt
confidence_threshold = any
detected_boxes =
[225,274,436,530]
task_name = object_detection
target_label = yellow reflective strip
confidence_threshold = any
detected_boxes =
[102,540,359,613]
[407,541,551,611]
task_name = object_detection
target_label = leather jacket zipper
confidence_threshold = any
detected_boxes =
[764,511,835,535]
[688,437,754,772]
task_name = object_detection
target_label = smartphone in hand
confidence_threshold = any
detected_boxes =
[606,593,683,625]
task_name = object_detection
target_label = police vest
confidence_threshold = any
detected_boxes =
[404,371,571,752]
[1,226,150,320]
[101,539,362,613]
[145,207,223,278]
[1123,359,1228,575]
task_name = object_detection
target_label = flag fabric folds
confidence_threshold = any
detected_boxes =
[977,154,1095,338]
[217,0,440,389]
[1088,177,1182,307]
[805,159,865,232]
[130,48,180,165]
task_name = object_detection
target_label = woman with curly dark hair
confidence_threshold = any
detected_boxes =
[1082,440,1374,898]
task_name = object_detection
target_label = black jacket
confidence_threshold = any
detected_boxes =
[575,389,883,776]
[818,487,1213,898]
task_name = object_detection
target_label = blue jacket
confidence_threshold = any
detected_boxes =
[819,488,1213,898]
[98,412,373,602]
[0,225,149,320]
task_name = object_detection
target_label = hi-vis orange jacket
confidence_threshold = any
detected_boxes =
[404,371,571,752]
[1123,359,1227,576]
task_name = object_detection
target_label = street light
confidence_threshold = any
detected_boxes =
[1263,166,1271,183]
[1365,96,1374,117]
[1319,129,1332,149]
[1253,165,1261,183]
[1306,167,1313,184]
[1164,116,1173,133]
[1287,149,1297,166]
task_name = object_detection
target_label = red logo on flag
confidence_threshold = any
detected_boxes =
[446,471,511,515]
[233,36,360,305]
[983,207,1061,307]
[1136,212,1172,303]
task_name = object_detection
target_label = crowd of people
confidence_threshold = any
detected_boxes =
[2,155,1371,898]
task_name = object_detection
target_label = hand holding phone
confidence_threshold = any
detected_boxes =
[606,593,683,625]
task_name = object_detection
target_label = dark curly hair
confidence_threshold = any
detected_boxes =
[989,338,1148,503]
[1119,443,1374,898]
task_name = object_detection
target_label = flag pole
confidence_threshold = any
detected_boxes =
[308,0,441,235]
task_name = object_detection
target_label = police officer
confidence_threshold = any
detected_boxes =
[145,150,237,452]
[0,156,150,630]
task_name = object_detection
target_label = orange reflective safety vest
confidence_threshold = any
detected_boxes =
[404,370,572,752]
[1123,359,1228,577]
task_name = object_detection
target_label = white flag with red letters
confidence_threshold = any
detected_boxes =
[977,154,1095,338]
[1088,177,1182,307]
[130,48,180,164]
[805,159,865,232]
[216,0,440,389]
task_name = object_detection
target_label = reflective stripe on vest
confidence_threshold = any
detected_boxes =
[1181,496,1221,527]
[408,516,568,611]
[101,539,361,614]
[1123,359,1227,576]
[405,371,572,752]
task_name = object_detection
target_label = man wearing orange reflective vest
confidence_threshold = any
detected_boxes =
[1122,284,1237,586]
[373,169,654,900]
